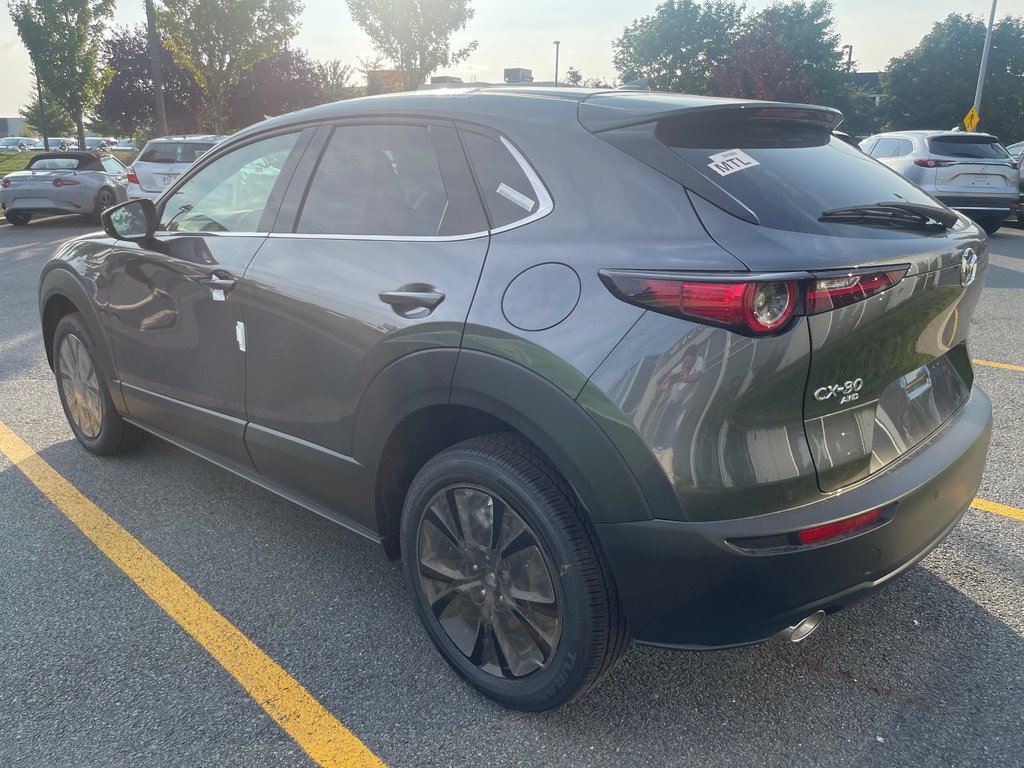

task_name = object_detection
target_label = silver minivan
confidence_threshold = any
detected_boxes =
[860,130,1019,234]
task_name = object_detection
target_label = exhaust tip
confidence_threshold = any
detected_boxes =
[780,610,825,643]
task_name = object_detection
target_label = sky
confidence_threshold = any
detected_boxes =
[0,0,1009,116]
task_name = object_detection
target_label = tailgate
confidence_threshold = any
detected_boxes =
[935,160,1017,195]
[803,241,986,491]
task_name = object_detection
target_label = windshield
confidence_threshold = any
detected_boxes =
[660,114,943,236]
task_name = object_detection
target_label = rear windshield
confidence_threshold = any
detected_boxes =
[927,136,1009,159]
[139,142,215,164]
[29,157,86,170]
[659,113,942,235]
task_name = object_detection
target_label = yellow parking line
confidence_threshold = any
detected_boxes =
[973,358,1024,373]
[972,497,1024,522]
[0,420,385,768]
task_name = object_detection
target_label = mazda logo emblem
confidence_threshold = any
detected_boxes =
[960,248,978,288]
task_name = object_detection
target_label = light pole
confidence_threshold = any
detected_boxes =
[553,40,561,86]
[841,44,853,73]
[145,0,168,136]
[972,0,998,124]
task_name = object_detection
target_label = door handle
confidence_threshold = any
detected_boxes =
[374,286,442,317]
[199,272,236,301]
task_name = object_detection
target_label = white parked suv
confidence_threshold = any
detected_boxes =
[859,130,1020,234]
[126,135,225,200]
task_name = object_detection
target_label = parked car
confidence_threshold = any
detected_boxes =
[84,136,118,151]
[1005,141,1024,225]
[28,137,78,152]
[0,136,33,151]
[1,151,127,224]
[126,135,224,200]
[859,130,1019,234]
[39,89,991,711]
[116,138,136,152]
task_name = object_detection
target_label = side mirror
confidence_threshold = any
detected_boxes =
[101,198,157,241]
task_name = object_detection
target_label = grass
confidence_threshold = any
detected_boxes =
[0,150,138,175]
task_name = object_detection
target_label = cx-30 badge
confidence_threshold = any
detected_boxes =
[960,248,978,288]
[814,378,864,405]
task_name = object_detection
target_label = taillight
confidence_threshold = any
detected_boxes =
[126,166,139,185]
[805,268,909,315]
[53,177,80,188]
[602,275,798,335]
[914,158,955,168]
[601,266,909,336]
[1,178,9,188]
[797,508,883,544]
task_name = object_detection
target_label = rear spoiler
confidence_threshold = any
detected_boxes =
[578,92,842,134]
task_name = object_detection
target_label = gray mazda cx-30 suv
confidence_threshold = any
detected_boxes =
[38,88,992,711]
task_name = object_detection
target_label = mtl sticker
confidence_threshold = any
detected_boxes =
[707,149,760,177]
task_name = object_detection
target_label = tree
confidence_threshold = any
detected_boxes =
[95,26,207,138]
[564,66,583,87]
[156,0,303,134]
[882,13,1024,141]
[712,1,846,104]
[10,0,115,149]
[226,48,324,127]
[318,60,358,102]
[345,0,478,91]
[612,0,744,94]
[19,89,75,136]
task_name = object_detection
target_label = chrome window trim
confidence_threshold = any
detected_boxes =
[489,135,554,234]
[267,231,489,243]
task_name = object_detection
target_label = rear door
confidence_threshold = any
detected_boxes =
[241,119,490,528]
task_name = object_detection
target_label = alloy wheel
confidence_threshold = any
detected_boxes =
[97,190,115,210]
[59,334,102,439]
[416,485,561,679]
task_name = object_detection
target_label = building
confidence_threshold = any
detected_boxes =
[851,72,883,106]
[0,117,26,136]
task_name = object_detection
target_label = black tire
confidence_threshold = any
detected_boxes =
[977,216,1002,235]
[5,210,31,225]
[1016,212,1023,228]
[52,312,147,455]
[400,433,629,711]
[91,187,117,223]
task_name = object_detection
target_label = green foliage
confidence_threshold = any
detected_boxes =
[882,13,1024,141]
[156,0,303,133]
[226,48,324,127]
[564,66,583,87]
[95,26,208,138]
[613,0,744,94]
[345,0,477,91]
[19,88,75,136]
[318,60,359,102]
[9,0,115,148]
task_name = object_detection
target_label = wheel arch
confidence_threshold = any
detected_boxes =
[356,349,654,558]
[39,267,125,413]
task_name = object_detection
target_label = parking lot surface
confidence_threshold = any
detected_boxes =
[2,216,1023,767]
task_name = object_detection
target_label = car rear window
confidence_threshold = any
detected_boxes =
[29,157,85,170]
[658,112,941,236]
[927,136,1009,159]
[139,142,214,164]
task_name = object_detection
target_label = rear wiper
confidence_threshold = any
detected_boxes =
[819,202,957,231]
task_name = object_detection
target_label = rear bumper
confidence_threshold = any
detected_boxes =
[936,194,1017,216]
[595,386,992,648]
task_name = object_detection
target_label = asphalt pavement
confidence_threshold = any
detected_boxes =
[1,215,1022,768]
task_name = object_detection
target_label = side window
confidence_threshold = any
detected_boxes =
[858,138,877,155]
[870,137,901,158]
[895,139,914,157]
[160,132,298,233]
[462,132,541,229]
[297,124,457,237]
[101,156,125,174]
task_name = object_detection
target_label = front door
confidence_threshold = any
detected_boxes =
[106,130,306,468]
